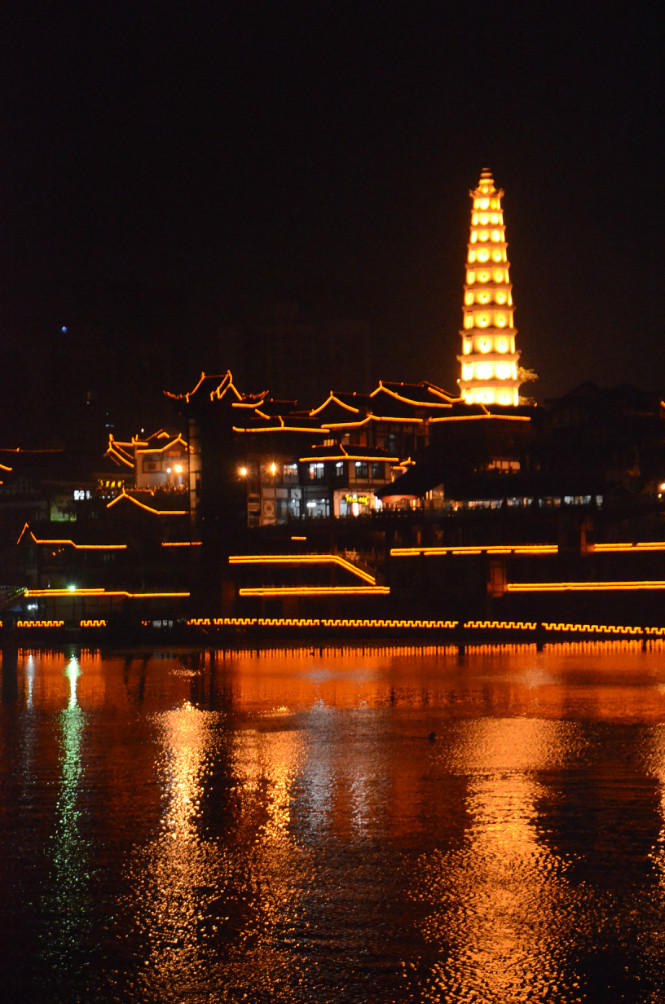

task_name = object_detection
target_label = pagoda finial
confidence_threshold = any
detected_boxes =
[457,169,520,406]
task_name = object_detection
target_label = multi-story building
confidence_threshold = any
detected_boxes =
[458,169,521,406]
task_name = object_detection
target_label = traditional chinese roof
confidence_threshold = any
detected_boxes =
[232,413,329,435]
[105,488,188,516]
[307,381,463,428]
[370,380,460,407]
[17,521,129,549]
[298,444,400,463]
[165,370,268,407]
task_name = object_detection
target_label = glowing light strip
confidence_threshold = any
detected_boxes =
[136,434,187,454]
[161,541,202,547]
[390,544,558,557]
[429,413,531,423]
[106,490,187,515]
[588,542,665,552]
[310,393,361,416]
[466,620,538,630]
[229,553,377,584]
[24,588,190,598]
[541,622,644,635]
[17,526,127,550]
[186,616,458,629]
[298,452,399,463]
[369,383,455,408]
[106,447,135,468]
[233,422,327,433]
[16,620,65,628]
[238,586,390,597]
[506,580,665,592]
[5,616,665,637]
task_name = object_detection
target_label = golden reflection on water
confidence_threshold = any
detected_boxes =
[645,724,665,888]
[126,700,223,995]
[5,643,665,1002]
[411,718,589,1002]
[42,655,91,974]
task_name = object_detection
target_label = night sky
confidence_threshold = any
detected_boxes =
[1,1,662,439]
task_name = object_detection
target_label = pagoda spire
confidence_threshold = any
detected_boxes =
[458,168,521,406]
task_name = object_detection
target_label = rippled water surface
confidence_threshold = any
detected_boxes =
[2,642,665,1002]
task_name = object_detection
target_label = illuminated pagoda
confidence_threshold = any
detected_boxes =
[458,169,520,406]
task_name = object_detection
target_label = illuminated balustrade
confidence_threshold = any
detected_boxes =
[238,585,390,597]
[25,588,190,599]
[229,553,377,584]
[390,544,558,557]
[506,580,665,592]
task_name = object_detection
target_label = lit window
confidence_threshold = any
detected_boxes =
[493,268,504,282]
[467,271,475,284]
[478,271,490,282]
[468,250,476,263]
[495,313,506,327]
[478,291,490,303]
[496,363,511,379]
[491,230,501,241]
[476,362,492,380]
[479,230,488,242]
[478,314,490,327]
[496,339,507,352]
[479,199,489,209]
[463,339,471,354]
[492,250,503,262]
[470,232,477,243]
[477,249,489,262]
[478,338,491,352]
[495,292,506,304]
[464,315,473,329]
[464,292,474,305]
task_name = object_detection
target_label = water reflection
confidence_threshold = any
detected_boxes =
[42,654,91,980]
[411,719,589,1002]
[2,644,665,1002]
[124,700,224,998]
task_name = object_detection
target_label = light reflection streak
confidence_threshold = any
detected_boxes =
[411,719,587,1001]
[127,700,222,993]
[646,725,665,887]
[42,654,90,973]
[126,697,312,998]
[25,652,35,708]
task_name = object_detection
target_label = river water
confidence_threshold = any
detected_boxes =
[2,642,665,1003]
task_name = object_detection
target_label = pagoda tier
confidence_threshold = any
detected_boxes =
[457,168,521,406]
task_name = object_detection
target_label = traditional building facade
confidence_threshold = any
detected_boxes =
[458,169,521,406]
